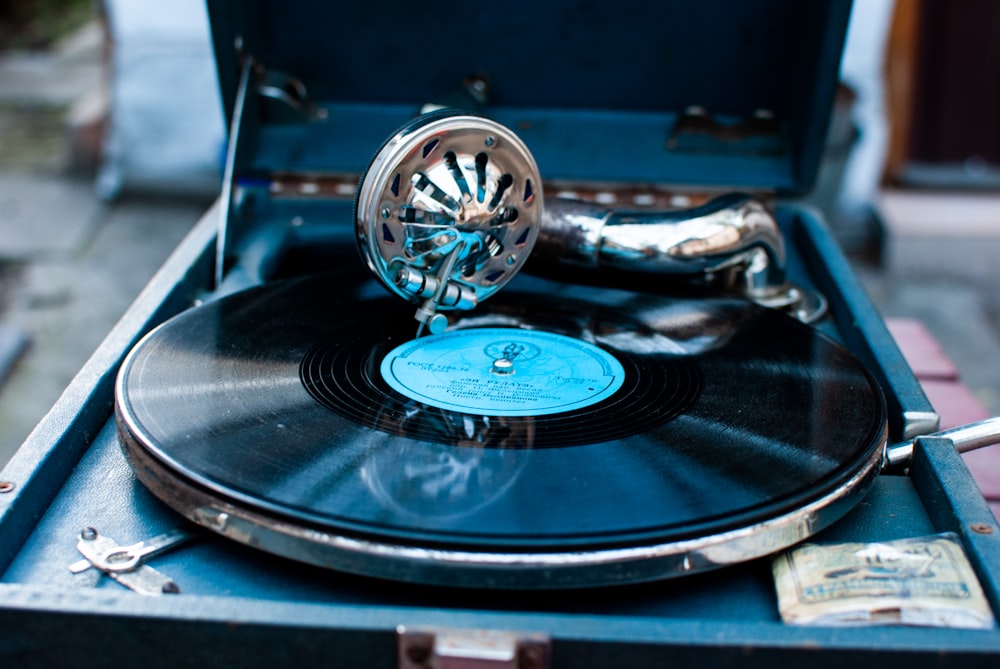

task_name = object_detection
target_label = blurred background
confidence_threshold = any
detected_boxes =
[0,0,998,508]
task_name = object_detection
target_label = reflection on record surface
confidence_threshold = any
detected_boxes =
[117,270,886,552]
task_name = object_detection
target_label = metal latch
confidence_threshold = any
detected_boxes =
[68,526,200,596]
[398,627,550,669]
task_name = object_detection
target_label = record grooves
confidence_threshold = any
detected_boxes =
[299,323,701,449]
[115,271,888,588]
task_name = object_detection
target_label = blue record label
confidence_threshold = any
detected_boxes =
[380,328,625,416]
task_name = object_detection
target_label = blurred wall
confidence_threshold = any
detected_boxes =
[96,0,224,199]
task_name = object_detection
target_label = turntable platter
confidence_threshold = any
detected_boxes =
[115,272,887,588]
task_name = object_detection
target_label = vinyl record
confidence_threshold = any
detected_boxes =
[116,270,887,588]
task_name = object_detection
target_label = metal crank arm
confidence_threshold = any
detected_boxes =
[885,416,1000,470]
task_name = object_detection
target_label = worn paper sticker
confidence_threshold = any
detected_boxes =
[773,533,995,628]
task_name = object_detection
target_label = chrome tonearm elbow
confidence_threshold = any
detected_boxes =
[532,193,826,322]
[354,112,825,327]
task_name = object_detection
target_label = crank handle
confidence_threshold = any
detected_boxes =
[884,416,1000,469]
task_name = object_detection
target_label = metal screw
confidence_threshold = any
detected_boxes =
[404,643,431,665]
[80,527,98,541]
[971,523,993,535]
[381,206,391,219]
[520,645,546,669]
[427,313,449,335]
[398,630,435,668]
[0,481,14,493]
[484,135,496,147]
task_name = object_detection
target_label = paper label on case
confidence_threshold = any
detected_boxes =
[772,533,995,629]
[381,327,625,416]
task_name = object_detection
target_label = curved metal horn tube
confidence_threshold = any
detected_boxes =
[533,193,824,321]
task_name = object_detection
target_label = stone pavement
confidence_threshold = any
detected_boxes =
[864,190,1000,517]
[873,190,1000,419]
[0,23,999,504]
[0,23,210,463]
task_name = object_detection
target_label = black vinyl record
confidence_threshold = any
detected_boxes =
[116,271,887,588]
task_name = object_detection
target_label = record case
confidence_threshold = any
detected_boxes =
[0,1,998,666]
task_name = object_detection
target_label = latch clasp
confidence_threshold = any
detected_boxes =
[398,627,550,669]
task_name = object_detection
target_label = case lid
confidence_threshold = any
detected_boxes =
[207,0,851,195]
